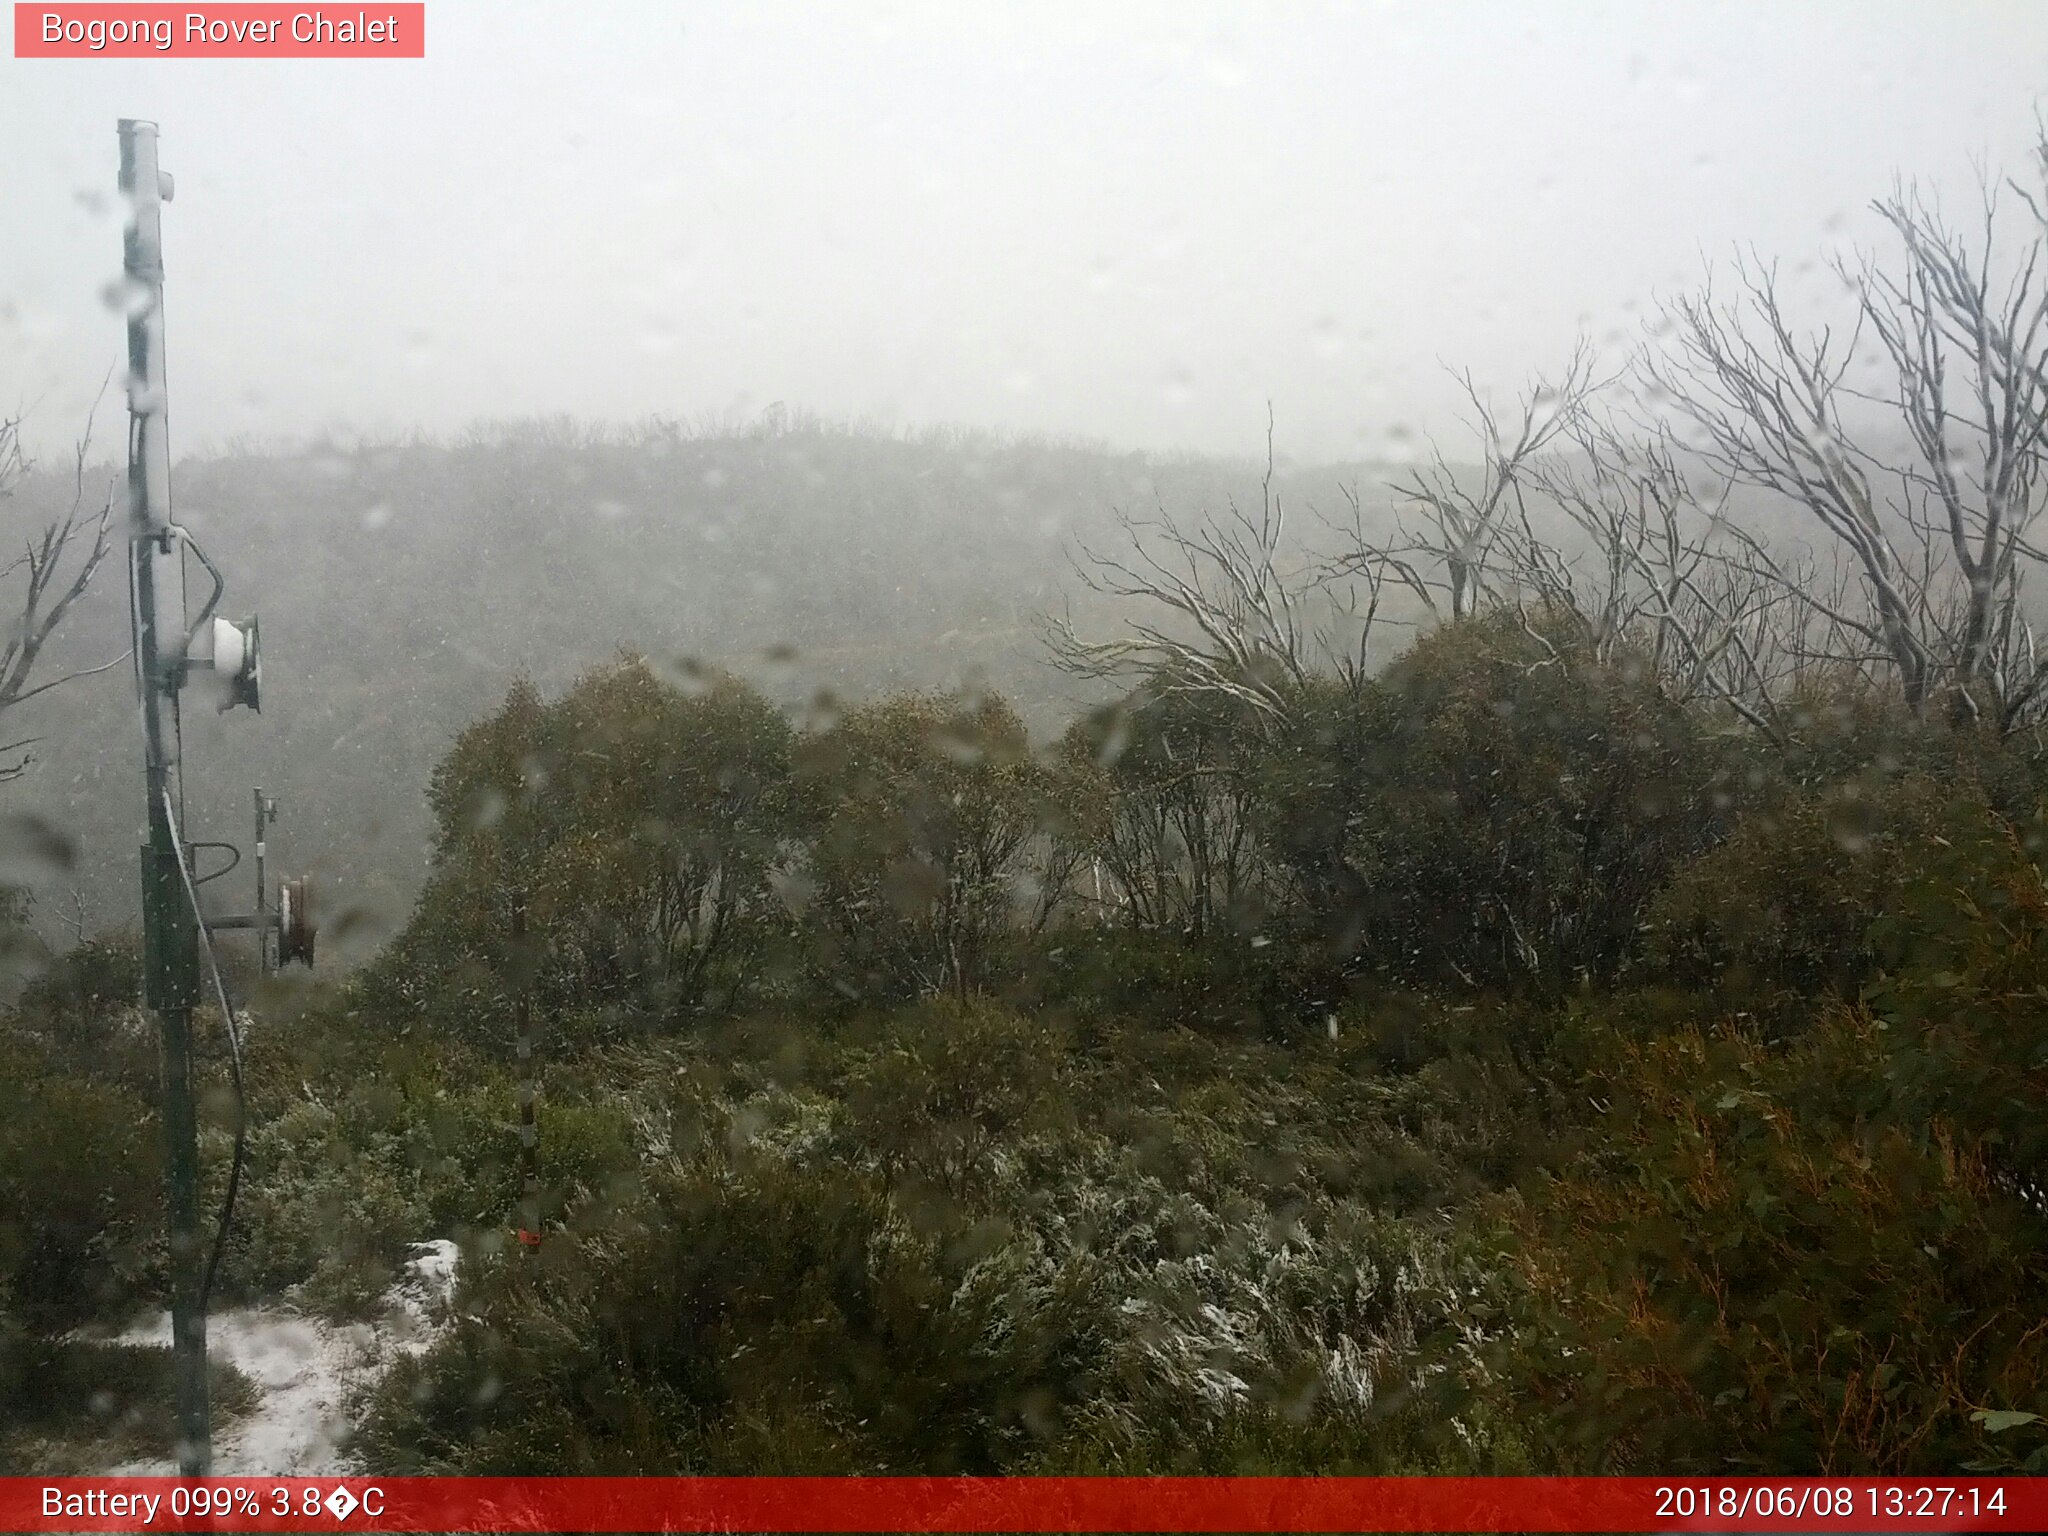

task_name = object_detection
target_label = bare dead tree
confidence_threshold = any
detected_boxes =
[0,410,122,781]
[57,881,89,946]
[1045,411,1383,726]
[1050,360,1801,750]
[1058,173,2048,756]
[1326,340,1603,624]
[1512,413,1816,743]
[1647,146,2048,735]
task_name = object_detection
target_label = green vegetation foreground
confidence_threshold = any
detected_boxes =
[6,614,2044,1475]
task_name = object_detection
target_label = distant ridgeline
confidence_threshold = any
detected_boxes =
[1,418,1402,964]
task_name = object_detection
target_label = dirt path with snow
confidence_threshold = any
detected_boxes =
[105,1240,458,1477]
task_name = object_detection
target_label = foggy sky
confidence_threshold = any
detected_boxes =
[5,0,2048,464]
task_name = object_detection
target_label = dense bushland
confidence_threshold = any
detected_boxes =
[6,612,2045,1476]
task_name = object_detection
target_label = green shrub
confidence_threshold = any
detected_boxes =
[1056,683,1280,942]
[1772,681,2044,816]
[356,1155,1073,1473]
[1333,617,1730,990]
[1022,923,1335,1035]
[0,1060,162,1334]
[1508,998,2048,1471]
[363,658,798,1040]
[1864,793,2048,1216]
[1641,775,1958,998]
[6,933,154,1095]
[220,1096,434,1315]
[796,690,1049,1002]
[219,1018,515,1313]
[834,997,1068,1197]
[0,1335,256,1474]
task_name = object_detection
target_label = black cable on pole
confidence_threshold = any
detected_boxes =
[161,788,247,1313]
[172,541,189,828]
[187,840,241,886]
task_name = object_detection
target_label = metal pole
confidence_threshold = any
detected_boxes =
[121,117,209,1479]
[254,788,274,975]
[512,890,540,1242]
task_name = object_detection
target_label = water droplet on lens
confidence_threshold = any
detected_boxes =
[1827,799,1879,855]
[0,813,77,883]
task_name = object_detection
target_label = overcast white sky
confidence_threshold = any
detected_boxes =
[4,0,2048,463]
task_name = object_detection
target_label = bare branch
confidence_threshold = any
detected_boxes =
[0,399,121,775]
[1046,414,1374,727]
[1648,153,2048,735]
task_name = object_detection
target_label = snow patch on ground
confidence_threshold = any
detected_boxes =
[105,1240,459,1477]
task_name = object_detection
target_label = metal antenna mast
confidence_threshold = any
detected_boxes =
[119,118,315,1479]
[120,116,211,1479]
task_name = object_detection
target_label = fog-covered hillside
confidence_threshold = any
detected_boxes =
[4,417,1398,960]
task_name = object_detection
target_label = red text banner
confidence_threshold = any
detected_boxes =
[14,4,423,57]
[2,1476,2043,1533]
